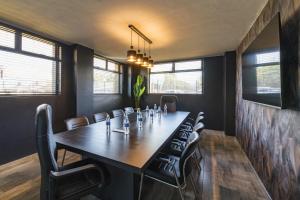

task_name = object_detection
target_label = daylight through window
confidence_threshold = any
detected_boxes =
[0,25,60,95]
[150,60,203,94]
[93,56,122,94]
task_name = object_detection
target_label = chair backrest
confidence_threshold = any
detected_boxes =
[65,116,89,131]
[35,104,59,198]
[93,112,108,123]
[112,109,124,118]
[195,115,204,125]
[160,95,178,112]
[179,131,200,179]
[193,122,205,133]
[197,111,204,117]
[124,107,134,115]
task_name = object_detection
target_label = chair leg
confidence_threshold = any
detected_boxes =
[174,173,185,200]
[192,156,201,172]
[61,149,67,166]
[190,175,199,197]
[177,186,185,200]
[138,173,144,200]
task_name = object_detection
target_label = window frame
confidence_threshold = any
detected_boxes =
[93,55,123,95]
[149,59,204,95]
[0,22,62,96]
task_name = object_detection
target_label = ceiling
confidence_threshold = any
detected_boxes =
[0,0,267,62]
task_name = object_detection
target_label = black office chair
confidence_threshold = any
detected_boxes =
[197,111,204,117]
[60,116,90,166]
[138,132,200,200]
[93,112,108,123]
[124,107,135,115]
[184,111,204,124]
[169,122,204,155]
[35,104,107,200]
[160,95,178,112]
[181,114,204,131]
[112,109,124,118]
[65,116,89,130]
[178,121,205,141]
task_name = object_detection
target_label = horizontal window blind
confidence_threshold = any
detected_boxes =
[175,60,202,71]
[94,57,106,69]
[0,26,15,48]
[22,33,56,57]
[93,55,122,94]
[151,63,173,73]
[0,24,61,95]
[94,69,120,94]
[107,61,119,72]
[0,51,60,94]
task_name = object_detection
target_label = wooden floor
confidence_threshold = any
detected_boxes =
[0,130,271,200]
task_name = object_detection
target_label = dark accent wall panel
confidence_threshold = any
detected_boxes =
[0,45,76,164]
[236,0,300,199]
[224,51,236,136]
[144,56,225,130]
[73,45,94,122]
[93,95,123,117]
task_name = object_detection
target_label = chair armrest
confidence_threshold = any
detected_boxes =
[185,121,193,126]
[158,157,171,163]
[50,164,100,180]
[173,138,182,142]
[187,117,195,122]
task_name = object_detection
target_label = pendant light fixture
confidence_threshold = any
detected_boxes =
[127,24,154,67]
[135,36,143,65]
[127,29,136,62]
[142,40,149,67]
[148,43,153,68]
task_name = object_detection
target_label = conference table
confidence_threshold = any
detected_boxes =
[54,111,190,200]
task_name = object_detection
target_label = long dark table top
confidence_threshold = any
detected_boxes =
[54,111,189,173]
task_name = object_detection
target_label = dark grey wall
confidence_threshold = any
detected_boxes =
[224,51,236,136]
[74,45,94,122]
[73,45,125,121]
[143,56,225,131]
[0,44,76,164]
[236,0,300,199]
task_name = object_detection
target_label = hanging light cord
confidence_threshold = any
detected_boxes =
[137,36,140,52]
[130,29,132,47]
[143,40,146,55]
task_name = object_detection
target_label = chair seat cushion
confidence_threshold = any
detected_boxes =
[55,170,101,200]
[145,155,183,186]
[56,159,109,200]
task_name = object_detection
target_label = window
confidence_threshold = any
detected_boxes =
[93,56,122,94]
[22,33,56,57]
[0,26,15,48]
[255,51,280,94]
[150,60,203,94]
[0,24,61,95]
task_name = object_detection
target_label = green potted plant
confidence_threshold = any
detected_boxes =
[133,75,146,109]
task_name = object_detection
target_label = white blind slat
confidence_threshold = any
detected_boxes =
[0,26,15,48]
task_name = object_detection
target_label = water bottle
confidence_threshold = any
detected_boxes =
[146,105,149,113]
[164,104,168,114]
[157,106,162,118]
[106,114,110,131]
[138,111,143,128]
[157,106,161,114]
[154,104,157,111]
[123,113,130,134]
[150,109,154,120]
[136,108,140,121]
